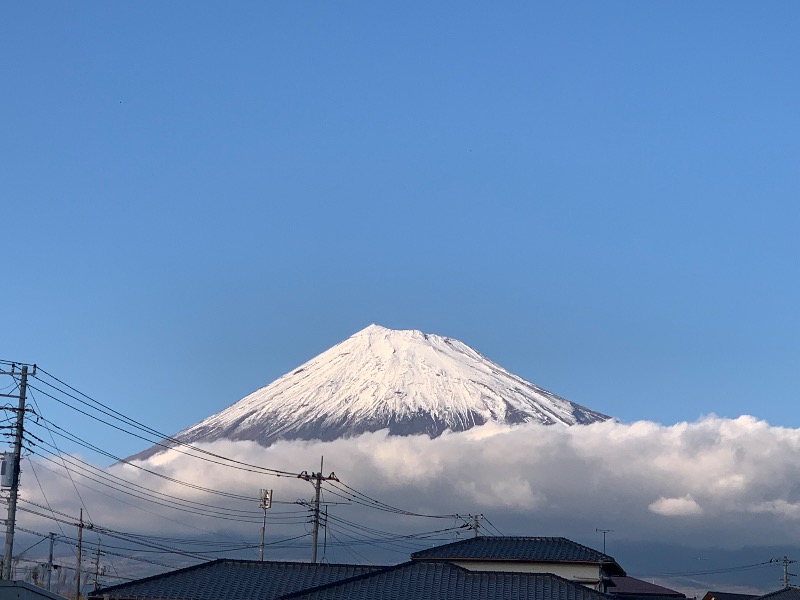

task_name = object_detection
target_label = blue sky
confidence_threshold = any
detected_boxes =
[2,2,799,457]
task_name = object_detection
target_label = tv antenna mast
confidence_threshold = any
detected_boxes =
[596,528,613,554]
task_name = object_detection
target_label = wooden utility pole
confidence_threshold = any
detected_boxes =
[298,457,338,564]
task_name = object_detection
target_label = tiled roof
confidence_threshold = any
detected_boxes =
[610,576,685,597]
[279,561,616,600]
[411,536,625,573]
[89,559,383,600]
[754,589,800,600]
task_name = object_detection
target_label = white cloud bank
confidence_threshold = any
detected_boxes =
[19,415,800,551]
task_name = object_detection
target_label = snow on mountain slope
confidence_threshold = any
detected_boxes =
[128,325,609,461]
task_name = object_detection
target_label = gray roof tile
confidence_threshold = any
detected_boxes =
[412,536,625,573]
[755,589,800,600]
[610,576,685,597]
[89,559,383,600]
[279,561,616,600]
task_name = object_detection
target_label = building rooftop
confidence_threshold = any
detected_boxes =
[411,536,626,575]
[610,576,685,597]
[89,559,383,600]
[754,589,800,600]
[280,561,617,600]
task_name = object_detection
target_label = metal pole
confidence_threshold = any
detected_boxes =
[46,533,55,591]
[298,458,336,565]
[93,543,101,592]
[311,458,322,564]
[258,489,272,562]
[259,514,265,562]
[76,509,83,600]
[2,365,29,580]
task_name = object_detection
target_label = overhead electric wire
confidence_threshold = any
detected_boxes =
[322,513,469,554]
[24,452,68,538]
[9,525,185,576]
[326,480,459,519]
[19,457,266,554]
[0,360,36,368]
[17,523,251,567]
[12,364,480,565]
[13,535,48,559]
[26,415,260,502]
[23,434,263,519]
[324,528,373,564]
[636,560,776,577]
[23,453,265,524]
[31,368,298,477]
[23,385,94,525]
[481,515,504,536]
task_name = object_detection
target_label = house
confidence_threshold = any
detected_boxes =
[90,536,629,600]
[0,581,69,600]
[751,590,800,600]
[410,536,626,591]
[280,561,618,600]
[609,575,686,600]
[87,560,382,600]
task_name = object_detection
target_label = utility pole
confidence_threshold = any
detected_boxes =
[298,457,338,564]
[76,509,83,600]
[46,533,55,591]
[775,555,796,588]
[470,515,481,538]
[92,543,102,592]
[258,489,272,562]
[1,364,32,580]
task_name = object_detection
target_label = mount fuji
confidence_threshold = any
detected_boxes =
[129,325,609,461]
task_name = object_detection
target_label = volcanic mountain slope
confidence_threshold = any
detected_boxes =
[128,325,609,461]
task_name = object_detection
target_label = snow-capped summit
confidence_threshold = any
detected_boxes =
[129,325,609,461]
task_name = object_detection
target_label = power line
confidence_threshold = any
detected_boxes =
[22,442,263,520]
[25,416,259,501]
[31,369,298,477]
[25,386,94,527]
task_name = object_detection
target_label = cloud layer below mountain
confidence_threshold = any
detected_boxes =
[21,415,800,557]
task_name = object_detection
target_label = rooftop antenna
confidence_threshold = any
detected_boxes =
[596,528,613,554]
